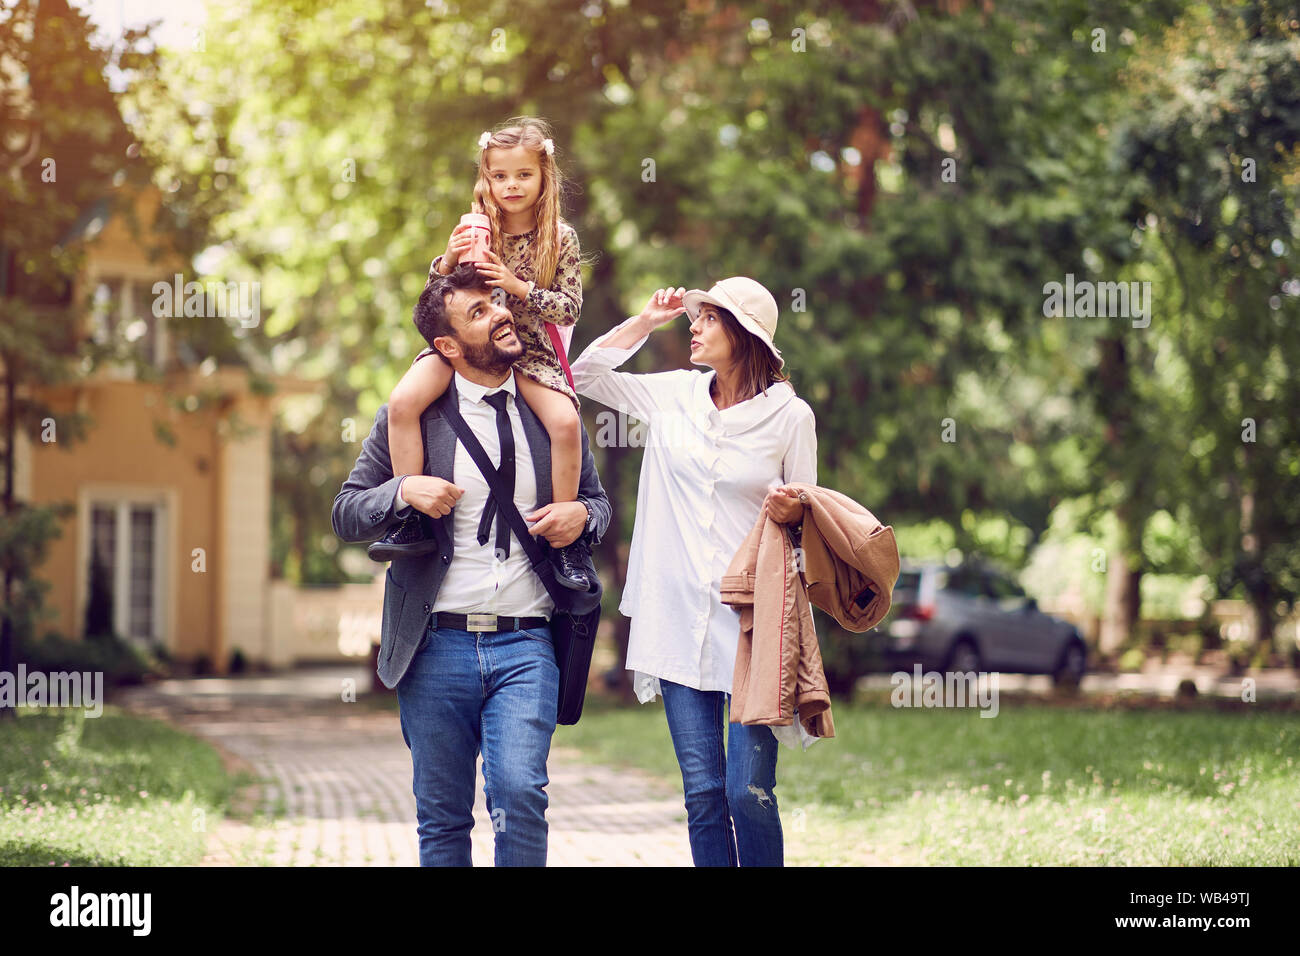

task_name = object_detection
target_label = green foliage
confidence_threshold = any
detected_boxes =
[561,698,1300,865]
[893,519,958,562]
[142,0,710,582]
[0,502,66,643]
[1,0,171,691]
[137,0,1299,637]
[1111,1,1300,632]
[0,709,235,865]
[1025,499,1213,617]
[16,631,163,686]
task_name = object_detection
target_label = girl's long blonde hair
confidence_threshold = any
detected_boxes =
[472,116,569,289]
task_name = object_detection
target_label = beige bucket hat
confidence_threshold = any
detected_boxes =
[682,277,783,369]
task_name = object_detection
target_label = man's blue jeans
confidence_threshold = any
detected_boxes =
[396,623,559,866]
[659,679,783,866]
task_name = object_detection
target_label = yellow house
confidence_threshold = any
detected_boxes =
[13,186,290,673]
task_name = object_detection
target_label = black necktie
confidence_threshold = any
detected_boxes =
[478,390,516,559]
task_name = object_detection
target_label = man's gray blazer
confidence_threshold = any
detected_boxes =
[331,377,612,689]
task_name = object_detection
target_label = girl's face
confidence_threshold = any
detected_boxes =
[688,304,735,368]
[484,145,542,215]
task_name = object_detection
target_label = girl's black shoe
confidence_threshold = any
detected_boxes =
[552,538,593,591]
[367,512,439,562]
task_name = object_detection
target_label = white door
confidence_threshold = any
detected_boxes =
[87,500,166,646]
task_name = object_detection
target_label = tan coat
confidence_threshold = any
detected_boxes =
[721,483,900,738]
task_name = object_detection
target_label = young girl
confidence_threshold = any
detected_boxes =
[368,117,592,590]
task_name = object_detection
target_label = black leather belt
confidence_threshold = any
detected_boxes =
[431,612,549,633]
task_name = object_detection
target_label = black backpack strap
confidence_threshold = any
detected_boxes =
[440,399,569,607]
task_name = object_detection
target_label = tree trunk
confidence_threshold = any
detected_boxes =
[1236,475,1274,654]
[1093,333,1147,660]
[1,362,16,719]
[1099,506,1143,657]
[1245,590,1275,656]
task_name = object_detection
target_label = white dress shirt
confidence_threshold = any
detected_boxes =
[571,317,819,749]
[396,370,553,619]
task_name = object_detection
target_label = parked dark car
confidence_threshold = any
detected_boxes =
[881,561,1087,686]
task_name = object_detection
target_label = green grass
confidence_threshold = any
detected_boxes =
[556,694,1300,865]
[0,707,245,866]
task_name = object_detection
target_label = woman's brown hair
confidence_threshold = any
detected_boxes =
[710,306,790,402]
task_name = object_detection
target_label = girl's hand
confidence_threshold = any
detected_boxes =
[475,249,529,299]
[441,223,474,272]
[525,502,587,548]
[763,485,805,525]
[401,475,465,519]
[638,287,687,331]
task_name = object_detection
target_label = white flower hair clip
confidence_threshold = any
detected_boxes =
[478,131,492,149]
[542,137,554,156]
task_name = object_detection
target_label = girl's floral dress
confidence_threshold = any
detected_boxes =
[421,220,583,410]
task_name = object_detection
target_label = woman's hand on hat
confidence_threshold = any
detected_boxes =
[638,287,687,330]
[763,485,804,525]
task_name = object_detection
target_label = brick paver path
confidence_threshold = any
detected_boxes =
[119,669,693,866]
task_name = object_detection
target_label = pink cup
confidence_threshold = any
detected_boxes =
[459,213,491,265]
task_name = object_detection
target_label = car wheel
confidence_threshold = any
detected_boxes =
[943,637,982,676]
[1052,640,1086,688]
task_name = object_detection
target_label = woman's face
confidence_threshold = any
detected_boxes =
[688,303,734,368]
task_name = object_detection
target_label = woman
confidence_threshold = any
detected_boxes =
[570,277,817,867]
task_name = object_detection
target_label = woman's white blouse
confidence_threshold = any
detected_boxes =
[571,316,819,750]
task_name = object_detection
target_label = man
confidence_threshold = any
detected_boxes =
[331,263,611,866]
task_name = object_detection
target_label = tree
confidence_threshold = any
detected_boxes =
[0,0,147,716]
[144,0,1295,681]
[142,0,702,621]
[593,0,1185,662]
[0,0,224,711]
[1114,0,1300,653]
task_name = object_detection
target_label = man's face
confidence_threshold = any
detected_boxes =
[435,286,523,374]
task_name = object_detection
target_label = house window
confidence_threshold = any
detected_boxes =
[90,279,124,344]
[90,277,161,366]
[128,506,157,638]
[86,499,166,645]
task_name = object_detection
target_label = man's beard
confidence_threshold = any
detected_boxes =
[458,321,524,375]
